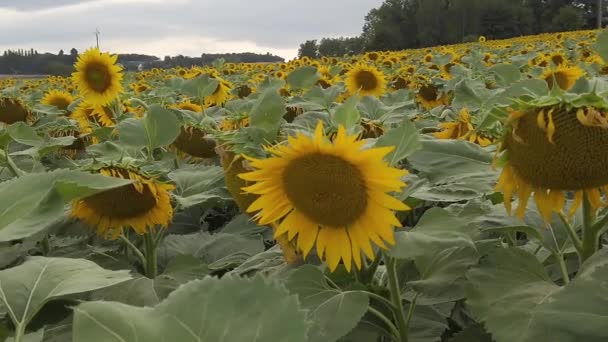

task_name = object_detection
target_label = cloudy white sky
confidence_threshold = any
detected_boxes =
[0,0,383,60]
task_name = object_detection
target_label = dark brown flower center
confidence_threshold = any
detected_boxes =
[173,126,217,158]
[85,62,112,92]
[282,153,367,226]
[507,107,608,190]
[83,171,158,218]
[354,70,379,91]
[0,99,29,124]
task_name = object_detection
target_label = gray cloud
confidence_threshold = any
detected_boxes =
[0,0,383,59]
[0,0,97,11]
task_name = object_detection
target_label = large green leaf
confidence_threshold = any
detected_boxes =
[390,208,479,303]
[0,257,131,337]
[180,74,219,99]
[466,248,608,342]
[332,95,360,130]
[375,118,421,166]
[285,265,369,342]
[168,166,231,209]
[593,29,608,64]
[73,276,308,342]
[0,170,132,241]
[249,88,286,140]
[286,66,320,89]
[117,104,180,149]
[94,255,210,307]
[488,63,521,86]
[158,231,265,271]
[5,123,75,159]
[452,79,492,111]
[407,138,496,201]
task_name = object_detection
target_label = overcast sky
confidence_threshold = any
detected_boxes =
[0,0,383,60]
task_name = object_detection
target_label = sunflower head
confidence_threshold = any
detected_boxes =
[0,98,32,125]
[496,101,608,221]
[72,48,124,106]
[541,65,585,91]
[41,90,74,112]
[345,64,387,98]
[71,165,174,239]
[239,121,409,271]
[416,82,449,110]
[173,125,217,159]
[173,100,203,113]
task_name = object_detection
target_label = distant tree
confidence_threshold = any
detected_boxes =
[552,5,585,31]
[70,48,78,56]
[58,49,64,56]
[298,40,319,59]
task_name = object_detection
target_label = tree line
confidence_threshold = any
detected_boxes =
[298,0,605,58]
[0,49,284,76]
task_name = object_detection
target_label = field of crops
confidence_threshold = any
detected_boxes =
[1,29,607,342]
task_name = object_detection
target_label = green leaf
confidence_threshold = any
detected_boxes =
[73,276,309,342]
[452,79,492,111]
[249,88,286,141]
[168,165,231,209]
[0,257,131,335]
[159,231,264,271]
[390,208,477,260]
[180,74,219,99]
[95,255,210,306]
[375,119,421,166]
[488,63,522,86]
[594,29,608,64]
[285,265,369,342]
[117,104,180,149]
[408,246,479,304]
[332,95,360,130]
[0,170,132,242]
[286,66,320,89]
[409,138,493,182]
[467,248,608,342]
[5,329,44,342]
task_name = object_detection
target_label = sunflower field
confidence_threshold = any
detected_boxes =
[1,29,608,342]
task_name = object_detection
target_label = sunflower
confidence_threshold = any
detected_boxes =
[541,65,585,91]
[0,98,32,125]
[173,100,203,113]
[239,121,409,271]
[416,83,449,110]
[71,166,174,239]
[204,78,232,107]
[434,108,493,147]
[219,116,250,131]
[495,103,608,222]
[345,64,387,98]
[41,90,74,112]
[72,48,124,106]
[173,125,217,159]
[478,36,487,43]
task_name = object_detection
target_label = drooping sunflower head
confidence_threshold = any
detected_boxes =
[496,101,608,221]
[71,166,174,239]
[173,125,217,159]
[344,64,387,98]
[0,97,32,125]
[72,48,124,106]
[239,121,409,271]
[416,82,449,110]
[173,100,203,113]
[541,65,585,91]
[433,108,493,147]
[41,90,74,112]
[204,78,232,108]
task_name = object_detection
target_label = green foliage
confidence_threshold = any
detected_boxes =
[73,276,309,342]
[0,170,132,242]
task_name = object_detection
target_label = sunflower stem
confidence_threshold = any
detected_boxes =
[143,232,158,278]
[385,255,409,342]
[555,252,570,284]
[558,213,582,254]
[119,234,146,272]
[367,306,400,341]
[581,193,599,263]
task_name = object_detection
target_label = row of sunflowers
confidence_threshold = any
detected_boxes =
[0,29,607,342]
